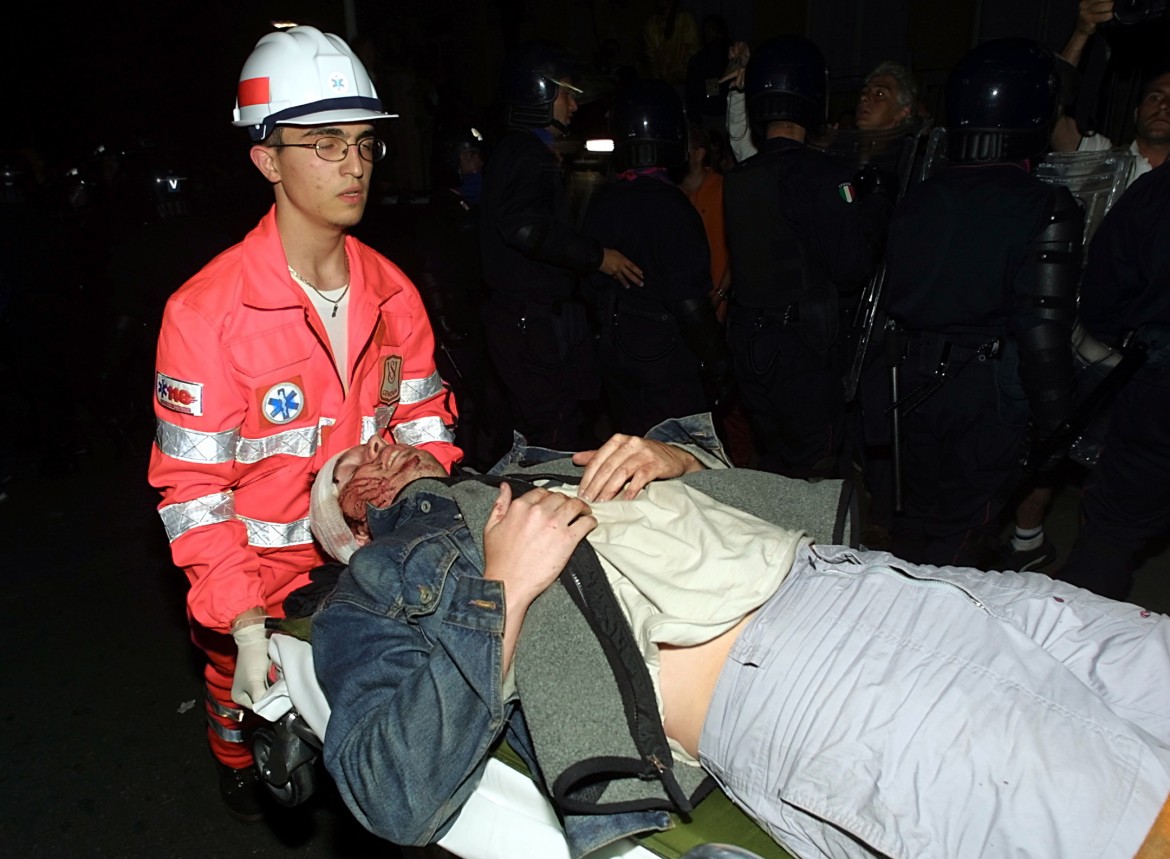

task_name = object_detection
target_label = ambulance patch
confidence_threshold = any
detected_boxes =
[838,182,856,204]
[263,382,305,425]
[380,355,403,405]
[157,372,203,416]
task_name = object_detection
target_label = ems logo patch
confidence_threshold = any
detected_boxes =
[263,381,305,425]
[328,72,349,95]
[838,182,856,204]
[156,372,203,416]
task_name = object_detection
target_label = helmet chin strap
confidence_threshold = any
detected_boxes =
[548,117,570,137]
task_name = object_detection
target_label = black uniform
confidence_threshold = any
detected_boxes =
[582,172,715,436]
[414,183,512,470]
[1059,163,1170,600]
[724,136,884,478]
[884,164,1080,567]
[479,128,603,450]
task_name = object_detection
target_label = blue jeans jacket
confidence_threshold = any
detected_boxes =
[313,415,729,855]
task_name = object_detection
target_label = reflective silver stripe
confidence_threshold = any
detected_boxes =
[206,714,246,743]
[361,415,378,443]
[156,419,238,464]
[239,515,314,548]
[400,370,444,403]
[158,419,320,466]
[160,494,311,548]
[235,425,318,463]
[392,415,456,447]
[206,691,245,723]
[160,492,235,542]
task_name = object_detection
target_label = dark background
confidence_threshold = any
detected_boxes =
[2,1,1169,857]
[11,0,1167,198]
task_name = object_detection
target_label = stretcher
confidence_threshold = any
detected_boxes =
[252,634,790,859]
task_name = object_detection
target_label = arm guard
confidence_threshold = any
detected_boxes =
[508,220,604,274]
[1017,185,1082,434]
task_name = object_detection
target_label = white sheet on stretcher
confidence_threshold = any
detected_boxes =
[255,634,657,859]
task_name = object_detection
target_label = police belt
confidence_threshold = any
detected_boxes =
[601,293,674,326]
[739,303,801,325]
[490,291,578,318]
[903,330,1004,365]
[889,330,1003,418]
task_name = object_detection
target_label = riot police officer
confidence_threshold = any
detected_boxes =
[479,40,642,450]
[414,126,512,469]
[581,79,728,436]
[884,38,1083,568]
[1058,161,1170,601]
[723,35,888,478]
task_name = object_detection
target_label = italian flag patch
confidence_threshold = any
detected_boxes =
[838,182,856,203]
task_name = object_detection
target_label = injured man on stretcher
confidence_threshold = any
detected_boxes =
[306,414,1170,859]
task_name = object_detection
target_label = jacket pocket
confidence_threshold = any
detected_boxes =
[377,311,414,352]
[228,323,318,380]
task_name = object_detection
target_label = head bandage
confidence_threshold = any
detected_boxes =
[310,449,362,563]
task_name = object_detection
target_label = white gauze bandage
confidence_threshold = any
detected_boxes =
[310,450,362,563]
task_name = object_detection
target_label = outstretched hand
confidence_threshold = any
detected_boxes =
[483,483,597,604]
[573,434,704,502]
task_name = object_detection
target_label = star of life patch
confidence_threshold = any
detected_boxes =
[838,182,856,204]
[263,381,305,425]
[156,372,204,416]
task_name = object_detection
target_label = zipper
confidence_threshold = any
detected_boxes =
[883,563,989,611]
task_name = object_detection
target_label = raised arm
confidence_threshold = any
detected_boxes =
[1051,1,1115,151]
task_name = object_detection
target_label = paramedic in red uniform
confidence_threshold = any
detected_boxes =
[147,25,461,819]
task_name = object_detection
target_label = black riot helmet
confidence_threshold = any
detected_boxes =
[744,35,828,132]
[443,126,487,174]
[150,167,193,220]
[499,40,583,132]
[609,79,688,171]
[0,152,34,205]
[945,38,1060,164]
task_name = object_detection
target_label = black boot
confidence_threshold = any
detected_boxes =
[217,762,266,822]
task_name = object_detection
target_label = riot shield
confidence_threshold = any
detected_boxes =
[1034,148,1134,254]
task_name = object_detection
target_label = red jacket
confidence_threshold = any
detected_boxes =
[149,207,460,631]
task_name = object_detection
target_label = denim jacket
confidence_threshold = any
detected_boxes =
[313,414,730,856]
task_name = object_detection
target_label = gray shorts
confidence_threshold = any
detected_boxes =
[698,545,1170,859]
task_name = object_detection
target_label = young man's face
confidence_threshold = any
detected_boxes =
[551,83,579,131]
[258,122,377,231]
[855,75,910,131]
[334,437,447,523]
[1135,73,1170,146]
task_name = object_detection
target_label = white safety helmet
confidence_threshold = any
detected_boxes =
[232,25,395,142]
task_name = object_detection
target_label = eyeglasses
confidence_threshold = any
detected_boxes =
[269,136,387,163]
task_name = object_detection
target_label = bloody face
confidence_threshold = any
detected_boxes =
[334,438,447,523]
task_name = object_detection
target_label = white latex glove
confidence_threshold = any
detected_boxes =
[231,621,271,709]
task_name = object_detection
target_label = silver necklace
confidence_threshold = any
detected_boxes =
[288,256,350,317]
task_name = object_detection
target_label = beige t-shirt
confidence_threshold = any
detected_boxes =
[546,479,809,763]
